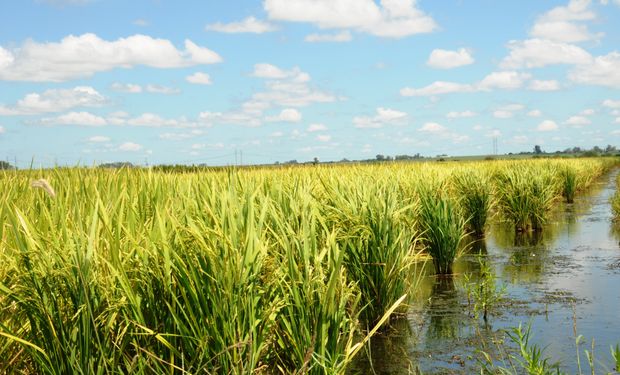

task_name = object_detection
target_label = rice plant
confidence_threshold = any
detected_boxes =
[495,165,558,232]
[321,178,421,327]
[451,170,493,236]
[560,166,577,203]
[418,185,467,275]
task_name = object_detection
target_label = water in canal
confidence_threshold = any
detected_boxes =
[351,169,620,374]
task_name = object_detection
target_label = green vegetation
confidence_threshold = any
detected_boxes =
[418,185,467,275]
[0,157,616,373]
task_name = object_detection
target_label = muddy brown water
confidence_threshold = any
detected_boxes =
[350,170,620,374]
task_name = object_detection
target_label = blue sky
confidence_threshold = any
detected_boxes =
[1,0,620,167]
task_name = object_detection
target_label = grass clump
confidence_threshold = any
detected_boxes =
[322,178,420,327]
[418,185,467,275]
[452,170,493,236]
[495,166,558,232]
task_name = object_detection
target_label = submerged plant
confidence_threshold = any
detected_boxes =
[463,254,506,322]
[418,186,466,275]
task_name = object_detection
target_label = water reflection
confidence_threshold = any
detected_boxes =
[348,318,418,374]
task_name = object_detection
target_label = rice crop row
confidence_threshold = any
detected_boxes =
[0,157,615,373]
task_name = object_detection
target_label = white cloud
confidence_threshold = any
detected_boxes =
[146,84,180,94]
[493,104,525,119]
[565,115,591,125]
[446,110,477,119]
[603,99,620,108]
[0,86,106,115]
[0,125,4,134]
[88,135,110,142]
[125,113,191,127]
[419,122,446,133]
[264,0,437,38]
[270,131,284,137]
[528,109,543,117]
[537,120,559,131]
[186,72,212,85]
[110,83,179,94]
[316,134,332,142]
[500,39,592,69]
[426,48,474,69]
[0,33,222,82]
[200,64,337,127]
[118,142,143,152]
[206,16,277,33]
[580,108,595,115]
[305,30,352,42]
[478,71,531,90]
[401,71,530,97]
[265,108,302,122]
[38,111,107,126]
[528,79,561,91]
[111,83,143,93]
[529,0,600,43]
[354,107,407,128]
[569,52,620,87]
[400,81,474,96]
[159,130,204,141]
[307,123,328,132]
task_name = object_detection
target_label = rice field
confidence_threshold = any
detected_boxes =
[0,157,617,374]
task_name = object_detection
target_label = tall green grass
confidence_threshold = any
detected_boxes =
[451,170,493,236]
[418,185,467,275]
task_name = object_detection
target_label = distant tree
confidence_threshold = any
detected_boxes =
[572,146,582,153]
[534,145,542,154]
[376,154,385,161]
[592,146,603,153]
[313,157,319,165]
[0,161,14,170]
[606,145,617,153]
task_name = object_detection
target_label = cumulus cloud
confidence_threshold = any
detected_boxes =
[527,109,543,117]
[118,142,143,152]
[111,83,179,94]
[565,115,591,126]
[446,110,477,119]
[400,71,530,97]
[88,135,110,142]
[537,120,559,131]
[569,52,620,87]
[500,38,592,69]
[529,0,600,43]
[528,79,561,91]
[265,108,302,122]
[38,111,107,126]
[354,107,407,128]
[206,16,277,33]
[305,30,352,42]
[186,72,212,85]
[316,134,332,142]
[426,48,474,69]
[307,123,328,132]
[199,64,338,127]
[0,86,106,115]
[111,83,143,93]
[419,122,445,133]
[0,33,221,82]
[603,99,620,108]
[263,0,437,38]
[493,104,525,119]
